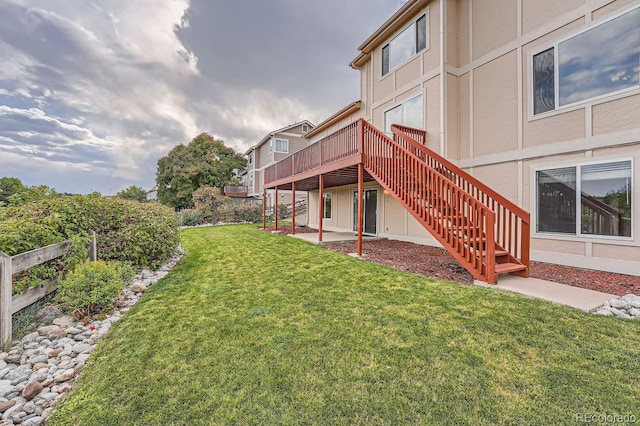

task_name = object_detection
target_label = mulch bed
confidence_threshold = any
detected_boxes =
[261,226,640,296]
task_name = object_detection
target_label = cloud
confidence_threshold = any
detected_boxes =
[0,0,403,194]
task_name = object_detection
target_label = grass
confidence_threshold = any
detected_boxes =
[51,225,640,425]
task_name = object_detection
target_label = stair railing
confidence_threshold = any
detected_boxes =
[391,124,530,274]
[362,121,496,282]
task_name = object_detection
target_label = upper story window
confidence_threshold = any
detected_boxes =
[302,124,309,133]
[536,159,632,238]
[382,14,427,76]
[384,94,424,135]
[273,138,289,153]
[532,6,640,115]
[247,152,253,165]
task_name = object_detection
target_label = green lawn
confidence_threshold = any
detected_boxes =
[51,225,640,425]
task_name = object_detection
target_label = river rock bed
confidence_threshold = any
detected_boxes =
[0,249,183,425]
[593,294,640,319]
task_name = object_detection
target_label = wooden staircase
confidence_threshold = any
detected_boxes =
[361,121,530,284]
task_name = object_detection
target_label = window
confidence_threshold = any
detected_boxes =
[382,13,428,76]
[248,173,253,191]
[302,124,309,133]
[532,7,640,115]
[384,94,424,135]
[536,160,632,238]
[247,152,253,165]
[323,193,332,219]
[273,138,288,153]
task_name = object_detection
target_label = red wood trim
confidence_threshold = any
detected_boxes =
[357,163,364,256]
[319,175,324,242]
[275,187,279,231]
[292,182,296,235]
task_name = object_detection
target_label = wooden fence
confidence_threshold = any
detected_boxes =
[0,231,96,346]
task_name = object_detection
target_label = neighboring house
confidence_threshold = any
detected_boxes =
[264,0,639,283]
[244,121,315,211]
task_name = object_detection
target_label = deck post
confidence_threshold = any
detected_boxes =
[0,250,12,347]
[275,187,279,231]
[262,189,267,229]
[357,163,364,256]
[319,174,324,242]
[291,182,296,235]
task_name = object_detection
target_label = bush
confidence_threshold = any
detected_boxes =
[192,186,231,224]
[230,204,262,223]
[55,261,132,319]
[277,204,289,220]
[179,209,204,226]
[0,195,180,294]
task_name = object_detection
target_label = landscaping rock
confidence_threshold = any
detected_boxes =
[52,316,74,327]
[130,282,147,293]
[21,381,43,400]
[0,399,16,413]
[0,250,183,421]
[595,294,640,319]
[609,299,628,309]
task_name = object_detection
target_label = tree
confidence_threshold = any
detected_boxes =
[0,177,26,206]
[156,133,247,209]
[116,185,148,203]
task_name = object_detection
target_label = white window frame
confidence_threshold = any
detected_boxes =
[273,138,289,153]
[302,124,309,133]
[381,9,429,78]
[383,93,424,136]
[534,157,634,241]
[247,152,253,165]
[529,5,640,119]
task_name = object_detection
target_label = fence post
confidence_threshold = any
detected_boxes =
[0,250,13,347]
[88,230,97,262]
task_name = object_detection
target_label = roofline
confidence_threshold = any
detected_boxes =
[349,0,429,69]
[304,101,361,140]
[244,120,316,155]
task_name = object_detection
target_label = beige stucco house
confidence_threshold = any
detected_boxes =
[244,121,314,209]
[265,0,639,282]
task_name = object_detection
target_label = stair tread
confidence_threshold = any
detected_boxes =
[495,262,527,274]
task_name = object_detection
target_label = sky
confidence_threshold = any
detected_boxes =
[0,0,406,195]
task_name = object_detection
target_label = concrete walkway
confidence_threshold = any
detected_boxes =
[288,231,616,312]
[475,275,616,312]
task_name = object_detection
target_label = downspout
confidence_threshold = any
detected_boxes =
[439,0,446,157]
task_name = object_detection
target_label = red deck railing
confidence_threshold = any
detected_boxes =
[264,118,530,283]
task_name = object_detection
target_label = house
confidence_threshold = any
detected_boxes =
[244,121,315,212]
[264,0,639,283]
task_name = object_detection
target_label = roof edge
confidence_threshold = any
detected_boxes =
[350,0,429,68]
[304,101,361,140]
[245,119,316,155]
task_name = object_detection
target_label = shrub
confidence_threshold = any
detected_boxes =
[277,204,289,220]
[231,204,262,223]
[179,209,204,226]
[0,195,180,295]
[55,261,128,319]
[192,186,231,224]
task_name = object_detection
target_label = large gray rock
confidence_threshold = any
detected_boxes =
[609,299,628,310]
[22,416,44,426]
[609,307,632,319]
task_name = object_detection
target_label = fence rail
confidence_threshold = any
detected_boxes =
[1,232,96,346]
